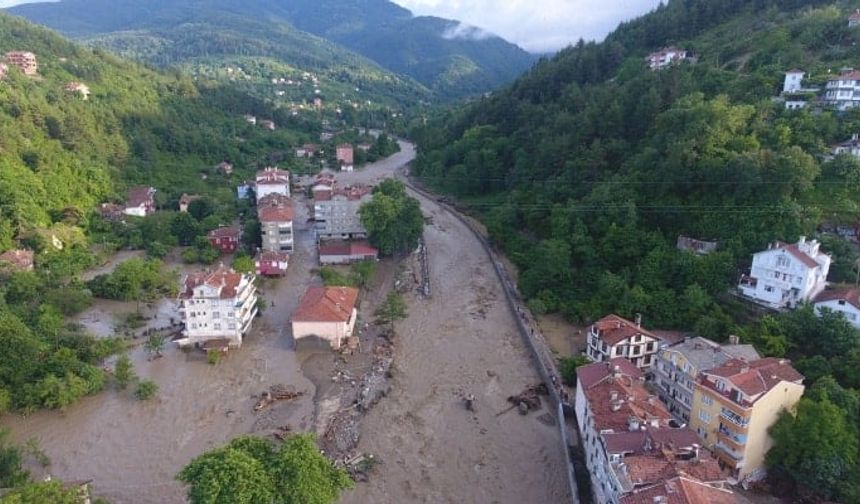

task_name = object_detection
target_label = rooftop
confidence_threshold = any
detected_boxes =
[258,205,295,223]
[181,264,248,300]
[663,337,760,374]
[701,357,804,404]
[319,240,379,257]
[814,287,860,310]
[577,360,670,432]
[127,186,155,207]
[257,193,293,208]
[207,226,240,239]
[293,286,359,323]
[592,314,660,345]
[255,167,290,185]
[0,249,34,270]
[620,476,737,504]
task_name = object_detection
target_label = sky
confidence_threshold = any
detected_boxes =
[393,0,663,53]
[0,0,663,54]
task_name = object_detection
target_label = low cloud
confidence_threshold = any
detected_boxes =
[441,22,494,42]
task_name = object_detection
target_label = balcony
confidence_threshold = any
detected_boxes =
[714,442,745,466]
[718,425,747,446]
[720,408,750,428]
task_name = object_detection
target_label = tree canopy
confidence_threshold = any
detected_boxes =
[359,179,424,256]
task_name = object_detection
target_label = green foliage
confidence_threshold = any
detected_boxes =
[207,350,222,366]
[374,291,407,326]
[0,429,30,489]
[232,255,255,275]
[113,354,136,390]
[0,480,87,504]
[360,179,424,256]
[558,355,591,386]
[144,334,166,358]
[87,258,176,301]
[135,380,158,400]
[177,434,351,504]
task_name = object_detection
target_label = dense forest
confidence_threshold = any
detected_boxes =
[411,0,860,501]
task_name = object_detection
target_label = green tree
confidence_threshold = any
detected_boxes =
[144,334,166,359]
[177,441,276,504]
[0,480,85,504]
[114,354,136,389]
[558,355,590,386]
[0,428,29,488]
[359,179,423,256]
[232,255,255,275]
[272,434,354,504]
[135,380,158,400]
[375,291,407,326]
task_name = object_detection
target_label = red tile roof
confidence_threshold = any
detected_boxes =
[293,286,359,323]
[255,250,289,263]
[621,477,737,504]
[592,314,660,345]
[257,193,293,208]
[703,358,803,401]
[208,226,240,239]
[832,70,860,81]
[772,241,820,269]
[814,288,860,310]
[0,249,34,270]
[332,185,373,201]
[127,186,155,207]
[255,167,290,185]
[181,264,245,299]
[258,205,295,223]
[577,358,643,390]
[319,240,378,258]
[786,68,805,74]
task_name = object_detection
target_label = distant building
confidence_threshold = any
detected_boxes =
[99,202,125,222]
[319,240,379,265]
[311,173,336,203]
[677,236,719,255]
[207,226,241,254]
[258,199,294,254]
[824,70,860,110]
[0,63,7,79]
[586,314,665,369]
[292,286,359,350]
[357,143,372,152]
[178,265,258,348]
[784,97,808,110]
[64,82,90,99]
[738,237,831,309]
[832,133,860,159]
[260,120,276,131]
[5,51,37,75]
[689,358,804,482]
[255,250,289,277]
[850,9,860,27]
[236,181,254,200]
[783,69,805,93]
[336,144,354,172]
[646,47,688,70]
[0,249,34,272]
[314,185,373,240]
[313,97,323,109]
[814,288,860,328]
[179,193,200,213]
[296,144,318,158]
[216,161,234,175]
[244,114,257,125]
[123,186,156,217]
[255,167,290,199]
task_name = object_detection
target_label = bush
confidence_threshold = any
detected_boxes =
[207,349,221,365]
[135,380,158,400]
[114,354,136,390]
[558,356,591,386]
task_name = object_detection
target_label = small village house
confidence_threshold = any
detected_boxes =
[783,69,805,93]
[336,144,354,172]
[813,288,860,328]
[676,236,718,255]
[311,173,336,204]
[357,143,372,152]
[319,240,379,265]
[832,133,860,159]
[64,82,90,99]
[244,114,257,125]
[296,144,318,158]
[123,186,156,217]
[260,119,276,131]
[178,193,200,213]
[255,167,291,199]
[653,336,760,423]
[0,249,35,272]
[236,180,254,200]
[688,358,804,483]
[646,46,688,70]
[216,161,234,175]
[5,51,38,75]
[291,286,359,350]
[255,250,289,277]
[313,97,323,109]
[178,264,258,348]
[850,9,860,27]
[207,226,241,254]
[99,202,125,222]
[586,314,665,369]
[738,237,831,309]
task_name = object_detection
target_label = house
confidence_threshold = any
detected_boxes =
[783,69,805,93]
[236,180,254,200]
[311,173,336,202]
[123,186,156,217]
[586,314,666,369]
[255,250,289,277]
[646,47,688,70]
[313,97,323,109]
[677,236,718,255]
[255,167,291,199]
[244,114,257,125]
[319,240,379,265]
[652,336,760,423]
[314,185,373,240]
[178,193,200,213]
[784,97,808,110]
[336,144,354,171]
[689,358,804,483]
[258,200,294,253]
[260,120,276,131]
[296,144,318,158]
[813,288,860,328]
[64,82,90,99]
[824,70,860,110]
[291,286,359,350]
[738,237,831,309]
[207,226,241,254]
[178,264,258,348]
[832,133,860,159]
[850,9,860,27]
[357,143,372,152]
[0,249,34,272]
[99,202,125,221]
[257,192,292,209]
[5,51,37,75]
[575,360,734,504]
[0,63,7,80]
[620,477,737,504]
[216,161,234,175]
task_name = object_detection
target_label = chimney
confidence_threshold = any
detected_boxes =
[728,334,740,345]
[635,313,642,327]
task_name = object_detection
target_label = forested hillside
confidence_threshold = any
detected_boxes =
[8,0,536,98]
[412,2,860,499]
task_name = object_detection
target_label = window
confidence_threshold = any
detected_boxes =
[228,323,237,330]
[228,312,235,318]
[213,312,220,319]
[716,380,726,392]
[776,255,789,268]
[764,286,774,293]
[214,323,221,330]
[702,395,713,406]
[699,410,710,423]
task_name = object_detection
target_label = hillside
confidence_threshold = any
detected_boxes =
[7,0,536,98]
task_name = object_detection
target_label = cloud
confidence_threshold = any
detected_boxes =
[393,0,662,53]
[441,22,493,42]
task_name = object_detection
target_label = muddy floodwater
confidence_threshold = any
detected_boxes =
[3,142,570,503]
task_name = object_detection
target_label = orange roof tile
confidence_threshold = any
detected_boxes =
[293,286,358,323]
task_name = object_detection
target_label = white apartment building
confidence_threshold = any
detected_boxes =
[314,185,373,240]
[586,314,664,369]
[738,237,831,309]
[824,70,860,110]
[255,167,290,199]
[178,265,258,348]
[646,47,688,70]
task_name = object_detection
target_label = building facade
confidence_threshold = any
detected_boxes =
[832,133,860,159]
[688,358,804,482]
[314,185,373,241]
[259,204,294,253]
[124,186,156,217]
[255,250,289,277]
[255,167,290,199]
[291,286,359,350]
[738,237,831,309]
[5,51,37,75]
[178,265,258,348]
[824,70,860,110]
[814,288,860,328]
[653,337,760,423]
[319,240,379,265]
[646,47,688,70]
[207,226,241,254]
[586,314,664,369]
[783,69,805,93]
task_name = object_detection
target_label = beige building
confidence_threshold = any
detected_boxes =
[291,287,358,350]
[688,358,804,483]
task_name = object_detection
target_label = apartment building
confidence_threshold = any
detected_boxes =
[314,185,373,241]
[738,237,831,309]
[586,314,665,369]
[178,265,258,348]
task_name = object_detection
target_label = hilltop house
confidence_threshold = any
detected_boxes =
[0,249,34,272]
[207,226,241,254]
[244,114,257,125]
[123,186,156,217]
[314,185,373,240]
[850,9,860,27]
[646,47,688,70]
[574,359,735,504]
[653,336,760,423]
[216,161,234,175]
[255,167,290,199]
[814,288,860,328]
[5,51,37,75]
[319,240,379,265]
[586,314,665,369]
[783,69,805,93]
[178,265,258,348]
[260,120,276,131]
[689,358,804,483]
[296,144,318,158]
[64,82,90,99]
[832,133,860,159]
[178,193,200,213]
[677,236,719,255]
[255,250,289,277]
[824,70,860,110]
[738,237,831,309]
[336,144,354,172]
[291,286,359,350]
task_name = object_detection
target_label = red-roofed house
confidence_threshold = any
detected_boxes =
[255,250,289,277]
[178,264,258,348]
[5,51,37,75]
[179,193,200,213]
[207,226,241,254]
[825,70,860,109]
[689,358,804,482]
[832,133,860,159]
[258,199,294,253]
[0,249,34,272]
[336,144,354,172]
[255,167,290,199]
[620,476,737,504]
[586,314,665,369]
[814,287,860,328]
[123,186,156,217]
[646,47,688,70]
[738,237,831,309]
[291,286,359,350]
[319,240,378,265]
